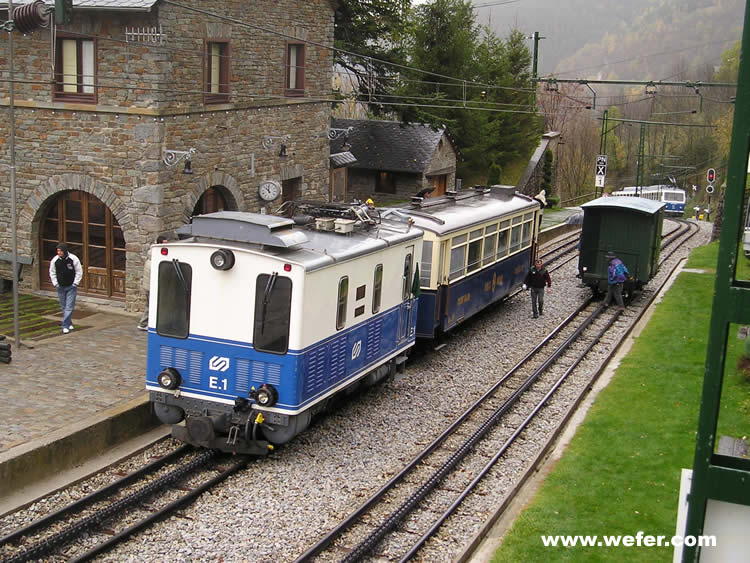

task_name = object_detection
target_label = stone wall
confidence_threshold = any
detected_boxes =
[0,0,335,311]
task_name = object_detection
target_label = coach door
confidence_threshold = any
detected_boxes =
[397,246,414,344]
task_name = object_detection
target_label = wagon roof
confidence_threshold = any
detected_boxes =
[581,196,666,214]
[177,211,422,272]
[392,188,539,236]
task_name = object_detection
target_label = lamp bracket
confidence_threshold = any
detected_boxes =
[328,127,353,140]
[163,148,196,167]
[263,135,290,150]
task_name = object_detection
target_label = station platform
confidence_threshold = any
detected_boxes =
[0,297,161,512]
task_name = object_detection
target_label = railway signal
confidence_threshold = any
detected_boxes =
[707,168,716,184]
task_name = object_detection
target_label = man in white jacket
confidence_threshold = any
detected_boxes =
[49,243,83,334]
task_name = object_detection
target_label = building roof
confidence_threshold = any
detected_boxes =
[6,0,158,10]
[329,151,357,168]
[330,118,450,174]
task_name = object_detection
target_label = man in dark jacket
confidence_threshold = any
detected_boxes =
[49,242,83,334]
[523,258,551,319]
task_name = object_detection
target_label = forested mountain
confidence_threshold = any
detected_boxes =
[478,0,745,79]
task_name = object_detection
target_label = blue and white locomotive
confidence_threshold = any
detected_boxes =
[146,207,422,455]
[384,185,543,338]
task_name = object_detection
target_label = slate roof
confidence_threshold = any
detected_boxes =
[7,0,157,10]
[330,118,450,174]
[330,151,357,168]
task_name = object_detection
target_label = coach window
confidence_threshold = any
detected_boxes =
[449,233,467,281]
[156,261,192,339]
[509,216,522,254]
[467,228,483,273]
[521,212,534,248]
[496,220,510,259]
[372,265,383,313]
[420,241,433,286]
[483,224,497,266]
[253,274,292,354]
[337,277,349,330]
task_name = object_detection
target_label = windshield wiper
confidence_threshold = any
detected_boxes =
[172,259,190,302]
[260,272,278,334]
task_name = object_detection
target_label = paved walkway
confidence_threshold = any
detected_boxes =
[0,300,147,453]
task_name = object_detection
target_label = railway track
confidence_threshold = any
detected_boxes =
[0,219,703,563]
[0,446,248,562]
[293,219,700,562]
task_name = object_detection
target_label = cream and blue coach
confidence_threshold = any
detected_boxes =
[385,186,542,338]
[146,209,422,455]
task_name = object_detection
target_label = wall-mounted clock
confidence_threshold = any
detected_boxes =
[258,180,282,202]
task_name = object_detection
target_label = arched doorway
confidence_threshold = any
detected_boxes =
[40,190,126,299]
[193,186,228,215]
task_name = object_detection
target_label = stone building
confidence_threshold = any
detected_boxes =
[0,0,335,310]
[329,118,458,204]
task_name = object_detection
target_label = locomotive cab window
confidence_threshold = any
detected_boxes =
[337,277,349,330]
[372,265,383,313]
[402,253,413,300]
[253,273,292,354]
[156,261,192,339]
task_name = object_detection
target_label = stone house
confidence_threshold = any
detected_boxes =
[0,0,335,311]
[328,118,458,204]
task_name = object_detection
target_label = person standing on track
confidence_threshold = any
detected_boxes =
[605,252,630,311]
[49,242,83,334]
[523,258,551,319]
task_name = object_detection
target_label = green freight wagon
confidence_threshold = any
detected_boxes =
[577,196,665,296]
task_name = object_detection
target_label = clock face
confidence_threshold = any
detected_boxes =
[258,180,281,202]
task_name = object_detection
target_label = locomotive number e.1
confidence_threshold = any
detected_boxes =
[209,376,228,391]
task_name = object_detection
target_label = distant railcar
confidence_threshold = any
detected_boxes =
[611,185,686,216]
[146,208,422,455]
[578,196,665,296]
[384,185,542,338]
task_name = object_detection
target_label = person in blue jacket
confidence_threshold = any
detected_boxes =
[605,252,630,310]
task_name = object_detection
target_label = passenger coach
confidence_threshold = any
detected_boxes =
[385,185,542,338]
[146,209,422,454]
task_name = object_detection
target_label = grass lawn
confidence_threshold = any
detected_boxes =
[0,292,69,340]
[491,241,750,562]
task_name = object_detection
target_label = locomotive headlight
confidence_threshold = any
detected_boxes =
[210,249,235,271]
[157,368,182,390]
[582,266,588,272]
[251,384,278,407]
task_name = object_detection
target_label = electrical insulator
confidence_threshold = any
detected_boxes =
[13,0,48,34]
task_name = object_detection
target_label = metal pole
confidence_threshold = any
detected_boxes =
[8,0,20,348]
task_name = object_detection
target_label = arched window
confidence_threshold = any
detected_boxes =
[193,187,228,216]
